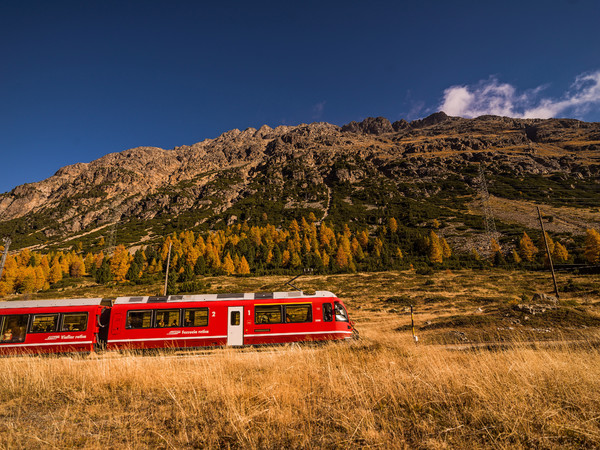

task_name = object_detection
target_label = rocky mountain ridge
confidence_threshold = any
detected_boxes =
[1,113,599,250]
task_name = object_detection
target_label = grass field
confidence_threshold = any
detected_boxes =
[1,269,599,448]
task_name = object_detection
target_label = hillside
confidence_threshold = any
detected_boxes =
[0,113,599,252]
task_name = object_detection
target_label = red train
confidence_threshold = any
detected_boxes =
[0,291,354,355]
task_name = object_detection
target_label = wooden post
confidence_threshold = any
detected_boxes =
[410,305,418,343]
[537,207,559,299]
[163,242,173,297]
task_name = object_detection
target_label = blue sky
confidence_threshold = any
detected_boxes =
[1,0,599,193]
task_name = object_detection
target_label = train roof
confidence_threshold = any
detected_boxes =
[0,298,107,310]
[113,290,337,305]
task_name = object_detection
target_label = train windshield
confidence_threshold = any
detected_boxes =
[334,302,348,322]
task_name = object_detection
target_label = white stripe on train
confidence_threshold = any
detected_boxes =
[108,330,352,343]
[0,341,93,348]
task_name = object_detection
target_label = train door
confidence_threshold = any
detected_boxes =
[111,311,123,336]
[227,306,244,346]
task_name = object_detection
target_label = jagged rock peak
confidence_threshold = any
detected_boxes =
[392,119,410,131]
[410,111,451,129]
[341,117,394,135]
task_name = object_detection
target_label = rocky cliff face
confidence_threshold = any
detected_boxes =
[1,113,599,249]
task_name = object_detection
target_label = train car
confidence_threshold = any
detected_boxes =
[106,290,353,350]
[0,298,108,355]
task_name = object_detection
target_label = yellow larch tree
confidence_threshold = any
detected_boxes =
[518,232,538,262]
[110,245,131,282]
[388,217,398,233]
[553,242,569,263]
[238,256,251,275]
[428,231,443,264]
[584,229,600,264]
[49,261,63,284]
[357,230,369,249]
[222,253,235,275]
[441,238,452,259]
[281,250,291,267]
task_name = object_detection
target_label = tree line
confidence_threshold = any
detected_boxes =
[0,215,599,296]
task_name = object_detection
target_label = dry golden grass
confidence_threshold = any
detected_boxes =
[1,333,600,448]
[1,270,599,448]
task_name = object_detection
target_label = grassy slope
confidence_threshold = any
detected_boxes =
[0,270,599,448]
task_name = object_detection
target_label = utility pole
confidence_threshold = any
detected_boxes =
[537,206,559,299]
[0,237,11,282]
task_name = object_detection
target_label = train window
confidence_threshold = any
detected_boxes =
[61,313,88,332]
[230,311,240,326]
[323,303,333,322]
[255,305,282,324]
[184,308,208,327]
[30,314,59,333]
[126,310,153,329]
[334,302,349,322]
[155,309,180,328]
[284,304,312,323]
[1,314,28,343]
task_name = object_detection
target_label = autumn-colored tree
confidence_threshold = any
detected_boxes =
[538,232,555,255]
[357,230,369,249]
[281,250,291,267]
[302,236,311,254]
[39,255,50,279]
[222,253,235,275]
[342,224,352,239]
[584,229,600,264]
[553,242,569,263]
[322,251,330,269]
[290,251,302,268]
[33,266,48,291]
[388,217,398,233]
[110,245,131,282]
[69,256,86,278]
[319,223,335,249]
[16,249,32,267]
[18,266,37,293]
[510,249,522,264]
[374,238,384,258]
[441,238,452,259]
[334,245,351,270]
[238,256,251,275]
[395,247,403,259]
[93,251,105,271]
[288,219,300,235]
[490,239,501,254]
[428,231,443,264]
[83,253,95,273]
[59,253,69,275]
[49,261,63,284]
[518,232,538,262]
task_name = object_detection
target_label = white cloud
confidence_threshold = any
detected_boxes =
[439,70,600,119]
[312,101,326,119]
